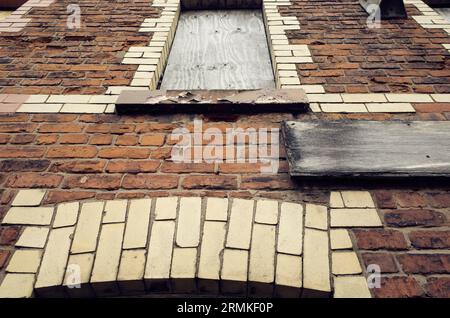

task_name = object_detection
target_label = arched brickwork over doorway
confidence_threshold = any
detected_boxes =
[0,190,382,298]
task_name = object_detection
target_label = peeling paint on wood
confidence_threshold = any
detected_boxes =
[115,88,308,113]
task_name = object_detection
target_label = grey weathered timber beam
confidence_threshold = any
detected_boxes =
[282,120,450,178]
[116,89,308,114]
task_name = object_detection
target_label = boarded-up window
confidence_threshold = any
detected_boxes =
[160,10,275,90]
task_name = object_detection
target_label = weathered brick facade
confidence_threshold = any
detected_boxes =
[0,0,159,94]
[0,0,449,298]
[1,0,449,95]
[285,1,450,94]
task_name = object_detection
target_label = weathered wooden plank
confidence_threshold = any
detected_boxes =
[283,121,450,178]
[160,10,275,90]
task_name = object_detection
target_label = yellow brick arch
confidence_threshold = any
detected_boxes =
[0,190,380,298]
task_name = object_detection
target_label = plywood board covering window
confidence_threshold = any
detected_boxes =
[160,10,275,90]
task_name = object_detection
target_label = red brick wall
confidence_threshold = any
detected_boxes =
[0,112,449,297]
[283,0,450,94]
[0,0,159,94]
[0,0,449,298]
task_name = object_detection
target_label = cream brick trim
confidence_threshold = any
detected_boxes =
[0,190,383,298]
[262,0,325,94]
[0,0,54,34]
[3,92,450,114]
[107,0,181,94]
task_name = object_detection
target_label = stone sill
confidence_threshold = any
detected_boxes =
[115,89,309,114]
